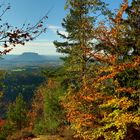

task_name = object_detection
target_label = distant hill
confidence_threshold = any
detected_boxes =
[11,52,46,62]
[0,52,63,69]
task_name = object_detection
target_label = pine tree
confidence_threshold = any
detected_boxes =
[124,0,140,56]
[54,0,109,88]
[54,0,114,139]
[6,94,28,130]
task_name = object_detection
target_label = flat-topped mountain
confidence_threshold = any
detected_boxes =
[0,52,63,69]
[11,52,46,62]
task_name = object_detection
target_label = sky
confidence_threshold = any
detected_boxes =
[1,0,132,55]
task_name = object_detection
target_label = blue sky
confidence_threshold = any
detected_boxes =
[2,0,131,55]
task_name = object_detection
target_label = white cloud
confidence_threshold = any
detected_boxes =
[48,25,61,33]
[8,24,69,55]
[48,24,68,37]
[25,40,54,47]
[9,39,59,55]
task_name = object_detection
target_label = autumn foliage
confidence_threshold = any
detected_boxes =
[1,0,140,140]
[58,0,140,139]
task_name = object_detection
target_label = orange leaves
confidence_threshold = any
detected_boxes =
[0,119,5,128]
[114,0,128,24]
[114,57,140,73]
[96,56,140,82]
[74,113,94,127]
[116,87,137,94]
[92,53,117,64]
[97,72,118,82]
[62,88,97,137]
[94,1,128,55]
[108,0,128,43]
[80,95,95,102]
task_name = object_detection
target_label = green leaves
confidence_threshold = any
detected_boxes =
[7,94,28,130]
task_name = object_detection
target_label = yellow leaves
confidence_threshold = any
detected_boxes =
[101,97,134,110]
[0,92,3,98]
[115,113,140,128]
[47,79,58,89]
[100,111,140,140]
[118,97,134,110]
[133,116,140,125]
[102,98,118,107]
